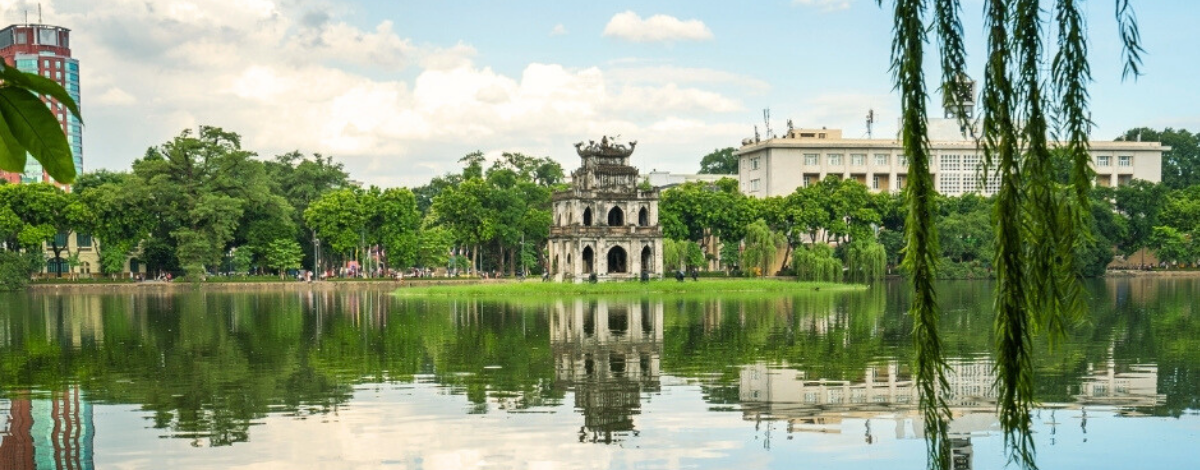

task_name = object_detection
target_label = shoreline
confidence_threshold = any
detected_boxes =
[23,278,517,293]
[18,270,1200,293]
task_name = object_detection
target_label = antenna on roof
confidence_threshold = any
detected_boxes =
[866,109,875,139]
[762,108,773,140]
[38,3,42,24]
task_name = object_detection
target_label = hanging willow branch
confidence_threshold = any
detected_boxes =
[879,0,952,468]
[876,1,1146,470]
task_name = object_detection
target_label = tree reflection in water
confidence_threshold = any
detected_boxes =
[0,278,1196,469]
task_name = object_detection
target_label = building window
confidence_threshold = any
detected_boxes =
[1118,155,1132,167]
[899,155,909,167]
[751,157,760,170]
[938,173,961,194]
[750,179,761,191]
[77,233,93,248]
[54,232,69,247]
[804,154,818,166]
[875,154,889,166]
[872,175,881,190]
[962,154,980,171]
[828,154,843,166]
[962,174,978,193]
[1097,155,1111,167]
[940,154,961,171]
[851,154,866,166]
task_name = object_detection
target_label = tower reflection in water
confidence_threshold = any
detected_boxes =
[0,386,94,470]
[550,299,663,444]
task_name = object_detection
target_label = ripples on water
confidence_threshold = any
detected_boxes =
[0,278,1197,469]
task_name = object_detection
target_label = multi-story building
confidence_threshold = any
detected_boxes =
[736,124,1166,198]
[0,23,82,184]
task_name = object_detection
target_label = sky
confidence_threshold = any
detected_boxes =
[2,0,1197,187]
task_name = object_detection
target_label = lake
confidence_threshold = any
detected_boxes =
[1,278,1197,469]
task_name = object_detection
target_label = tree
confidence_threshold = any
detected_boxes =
[741,220,784,277]
[304,188,367,261]
[792,243,841,283]
[76,172,153,277]
[879,0,1145,467]
[0,61,82,184]
[263,238,303,279]
[373,188,421,270]
[698,147,738,174]
[1,183,90,277]
[1112,180,1167,256]
[1148,226,1190,267]
[230,247,253,275]
[845,239,887,283]
[660,178,755,267]
[132,127,281,279]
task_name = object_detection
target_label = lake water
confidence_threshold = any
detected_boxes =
[1,279,1197,469]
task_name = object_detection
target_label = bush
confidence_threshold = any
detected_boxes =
[0,251,38,291]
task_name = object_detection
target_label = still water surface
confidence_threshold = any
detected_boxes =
[1,279,1198,469]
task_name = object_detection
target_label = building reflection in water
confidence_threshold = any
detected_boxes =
[551,299,663,444]
[0,386,94,470]
[738,356,1163,470]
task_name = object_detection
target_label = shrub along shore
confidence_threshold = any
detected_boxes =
[393,278,863,297]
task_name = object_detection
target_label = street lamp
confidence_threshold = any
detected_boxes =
[312,234,321,281]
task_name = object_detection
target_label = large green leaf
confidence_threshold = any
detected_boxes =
[0,87,75,183]
[0,64,82,120]
[0,116,27,172]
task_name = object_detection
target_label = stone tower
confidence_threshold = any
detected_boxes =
[548,137,663,281]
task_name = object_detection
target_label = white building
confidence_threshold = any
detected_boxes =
[640,170,732,189]
[736,124,1167,198]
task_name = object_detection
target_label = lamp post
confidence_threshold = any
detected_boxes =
[312,234,321,281]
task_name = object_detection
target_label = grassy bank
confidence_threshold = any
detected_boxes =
[394,278,862,297]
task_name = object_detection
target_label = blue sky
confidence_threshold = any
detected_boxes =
[6,0,1197,186]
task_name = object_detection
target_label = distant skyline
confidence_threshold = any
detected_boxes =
[3,0,1196,187]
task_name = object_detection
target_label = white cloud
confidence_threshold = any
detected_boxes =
[607,66,771,94]
[550,24,567,36]
[602,11,714,43]
[793,0,853,12]
[93,87,137,106]
[5,0,750,186]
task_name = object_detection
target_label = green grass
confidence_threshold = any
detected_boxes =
[394,278,863,298]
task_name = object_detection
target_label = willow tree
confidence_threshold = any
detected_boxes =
[741,219,785,277]
[878,1,1143,469]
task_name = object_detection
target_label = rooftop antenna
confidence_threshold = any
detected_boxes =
[762,108,773,140]
[38,3,42,24]
[866,109,875,139]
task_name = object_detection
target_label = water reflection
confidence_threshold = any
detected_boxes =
[0,278,1197,468]
[551,299,663,443]
[0,387,93,470]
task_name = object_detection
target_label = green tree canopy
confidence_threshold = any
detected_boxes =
[698,147,738,174]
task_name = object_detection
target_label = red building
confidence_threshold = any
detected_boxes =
[0,23,82,184]
[0,387,94,470]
